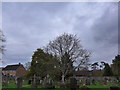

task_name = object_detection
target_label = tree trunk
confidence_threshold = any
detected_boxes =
[62,74,65,84]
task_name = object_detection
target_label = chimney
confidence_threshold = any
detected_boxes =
[19,63,21,65]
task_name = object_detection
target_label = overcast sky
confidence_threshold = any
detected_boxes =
[2,2,118,66]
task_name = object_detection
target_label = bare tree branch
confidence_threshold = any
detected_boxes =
[44,33,90,83]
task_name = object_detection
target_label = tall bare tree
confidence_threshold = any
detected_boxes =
[44,33,90,83]
[0,29,6,53]
[0,29,6,64]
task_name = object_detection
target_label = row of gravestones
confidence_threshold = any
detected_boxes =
[2,74,17,87]
[76,77,120,86]
[77,77,120,83]
[60,77,120,90]
[2,75,120,89]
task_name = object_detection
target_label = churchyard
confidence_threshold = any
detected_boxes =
[2,74,120,90]
[1,34,120,90]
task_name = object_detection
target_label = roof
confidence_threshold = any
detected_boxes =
[74,70,92,76]
[2,63,23,71]
[74,70,102,76]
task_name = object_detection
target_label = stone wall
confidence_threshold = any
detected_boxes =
[75,76,120,82]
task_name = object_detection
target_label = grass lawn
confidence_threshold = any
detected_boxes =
[2,82,120,90]
[2,88,110,90]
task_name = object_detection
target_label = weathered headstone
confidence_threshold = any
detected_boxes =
[31,75,38,88]
[86,79,90,85]
[16,77,23,88]
[92,79,96,85]
[28,79,32,84]
[70,77,77,90]
[116,77,120,83]
[42,75,55,89]
[103,78,108,85]
[2,75,8,87]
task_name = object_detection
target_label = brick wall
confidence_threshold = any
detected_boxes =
[2,70,16,76]
[16,65,27,77]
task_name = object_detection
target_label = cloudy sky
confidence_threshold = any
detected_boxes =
[2,2,118,66]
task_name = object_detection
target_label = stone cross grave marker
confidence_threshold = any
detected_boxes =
[31,75,38,88]
[16,77,23,88]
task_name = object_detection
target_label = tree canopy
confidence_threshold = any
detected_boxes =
[44,33,90,83]
[103,63,113,76]
[111,55,120,76]
[30,49,60,80]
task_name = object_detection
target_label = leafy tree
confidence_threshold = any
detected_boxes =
[103,63,113,76]
[30,48,60,80]
[44,33,90,83]
[112,55,120,76]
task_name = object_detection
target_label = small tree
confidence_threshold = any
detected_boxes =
[103,63,113,76]
[30,48,59,80]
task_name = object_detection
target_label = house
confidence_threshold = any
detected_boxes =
[2,63,27,77]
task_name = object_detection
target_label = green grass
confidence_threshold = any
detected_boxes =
[4,83,16,88]
[2,88,110,90]
[2,81,120,90]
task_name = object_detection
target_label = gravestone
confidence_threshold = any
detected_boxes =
[103,78,108,85]
[28,79,32,84]
[86,79,90,85]
[2,75,8,87]
[92,79,96,85]
[42,75,55,89]
[31,75,38,88]
[116,77,120,83]
[70,77,77,90]
[16,77,23,88]
[2,79,8,87]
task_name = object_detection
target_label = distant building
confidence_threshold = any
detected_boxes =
[2,63,27,77]
[74,69,103,77]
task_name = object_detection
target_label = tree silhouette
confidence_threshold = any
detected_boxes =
[44,33,90,83]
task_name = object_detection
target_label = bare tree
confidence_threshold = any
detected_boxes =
[0,29,6,65]
[0,29,6,53]
[24,62,31,71]
[44,33,90,83]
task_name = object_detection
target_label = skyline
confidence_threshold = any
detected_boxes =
[2,2,118,66]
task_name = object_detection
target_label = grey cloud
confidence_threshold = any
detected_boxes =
[2,2,118,66]
[93,4,118,46]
